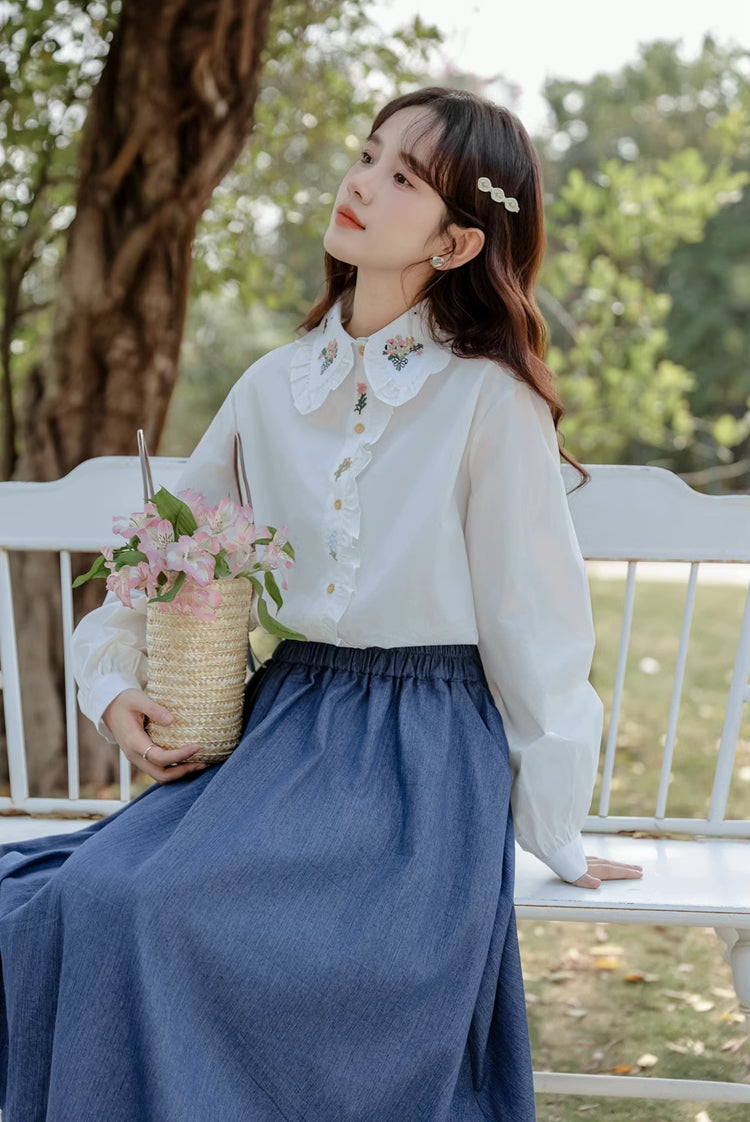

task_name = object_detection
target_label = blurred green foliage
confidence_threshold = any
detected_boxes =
[1,6,748,487]
[539,38,750,485]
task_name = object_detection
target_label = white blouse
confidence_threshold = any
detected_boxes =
[72,300,603,883]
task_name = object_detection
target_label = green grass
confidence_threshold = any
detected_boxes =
[588,578,750,821]
[524,577,750,1119]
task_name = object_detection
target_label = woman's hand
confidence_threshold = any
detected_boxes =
[570,856,644,890]
[103,689,208,784]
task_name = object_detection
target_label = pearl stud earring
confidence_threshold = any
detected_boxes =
[430,255,446,269]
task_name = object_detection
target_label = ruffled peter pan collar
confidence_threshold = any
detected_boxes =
[290,300,451,415]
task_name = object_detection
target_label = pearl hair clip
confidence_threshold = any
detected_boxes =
[477,176,520,213]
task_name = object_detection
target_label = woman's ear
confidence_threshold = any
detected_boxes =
[443,226,485,270]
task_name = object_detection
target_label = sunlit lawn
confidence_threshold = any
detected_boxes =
[525,577,750,1121]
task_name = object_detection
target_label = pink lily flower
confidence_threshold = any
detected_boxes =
[165,536,216,586]
[112,503,159,539]
[177,489,213,524]
[105,565,139,610]
[166,580,223,620]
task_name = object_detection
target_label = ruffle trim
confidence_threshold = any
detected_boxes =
[319,385,394,634]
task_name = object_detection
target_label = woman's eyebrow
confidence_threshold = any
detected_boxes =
[365,131,423,173]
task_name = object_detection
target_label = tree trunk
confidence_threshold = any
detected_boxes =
[9,0,273,793]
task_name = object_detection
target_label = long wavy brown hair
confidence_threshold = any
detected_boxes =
[300,86,585,482]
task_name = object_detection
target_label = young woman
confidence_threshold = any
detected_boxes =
[0,87,641,1120]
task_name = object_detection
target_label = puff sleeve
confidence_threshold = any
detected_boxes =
[72,385,242,741]
[465,374,604,883]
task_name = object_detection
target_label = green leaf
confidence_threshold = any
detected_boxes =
[72,552,108,587]
[248,575,264,597]
[113,548,148,568]
[213,549,231,579]
[153,487,198,537]
[282,541,295,560]
[151,571,187,604]
[264,569,283,611]
[255,594,306,641]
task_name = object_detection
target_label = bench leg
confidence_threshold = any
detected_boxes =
[715,927,750,1038]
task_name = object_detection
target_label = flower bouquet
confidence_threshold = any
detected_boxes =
[74,485,304,762]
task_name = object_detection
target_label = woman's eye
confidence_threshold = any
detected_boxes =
[394,172,412,187]
[360,151,373,164]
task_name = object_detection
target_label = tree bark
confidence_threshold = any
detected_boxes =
[9,0,273,793]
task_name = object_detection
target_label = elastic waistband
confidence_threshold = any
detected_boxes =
[270,640,486,682]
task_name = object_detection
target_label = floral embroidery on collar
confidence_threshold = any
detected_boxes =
[334,456,352,479]
[318,339,338,375]
[290,298,451,414]
[383,335,424,371]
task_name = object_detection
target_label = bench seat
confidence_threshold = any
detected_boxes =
[516,833,750,927]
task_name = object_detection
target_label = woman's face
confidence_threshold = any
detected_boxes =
[323,106,449,287]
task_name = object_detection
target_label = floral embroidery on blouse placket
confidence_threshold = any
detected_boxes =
[354,382,367,414]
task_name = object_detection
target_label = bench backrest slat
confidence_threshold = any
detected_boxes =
[598,561,637,817]
[60,550,80,801]
[0,550,29,804]
[655,561,699,819]
[710,582,750,823]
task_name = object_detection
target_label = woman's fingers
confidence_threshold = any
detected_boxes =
[586,856,643,880]
[106,690,208,783]
[123,732,207,779]
[572,872,601,890]
[570,857,644,889]
[139,695,176,730]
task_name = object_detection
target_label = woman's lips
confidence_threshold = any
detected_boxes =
[335,207,365,229]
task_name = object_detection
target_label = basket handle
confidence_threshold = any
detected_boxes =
[233,432,253,509]
[137,428,155,505]
[136,428,253,510]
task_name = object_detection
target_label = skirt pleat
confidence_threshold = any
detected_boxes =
[0,641,535,1121]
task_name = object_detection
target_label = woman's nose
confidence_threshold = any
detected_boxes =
[346,168,370,203]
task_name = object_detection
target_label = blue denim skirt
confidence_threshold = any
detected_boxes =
[0,641,535,1121]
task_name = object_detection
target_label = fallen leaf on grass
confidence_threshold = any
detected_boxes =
[710,986,736,999]
[659,990,714,1011]
[636,1053,659,1068]
[694,1112,713,1122]
[624,970,660,983]
[718,1011,745,1024]
[610,1064,637,1074]
[666,1039,705,1056]
[564,1006,589,1019]
[594,956,622,971]
[719,1036,748,1054]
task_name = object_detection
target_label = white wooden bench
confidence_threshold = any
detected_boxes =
[1,457,749,1106]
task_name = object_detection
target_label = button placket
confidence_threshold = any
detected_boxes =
[320,365,393,636]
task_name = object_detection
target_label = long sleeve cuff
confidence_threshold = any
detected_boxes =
[539,834,588,883]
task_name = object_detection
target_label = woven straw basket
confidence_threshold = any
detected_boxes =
[145,579,254,763]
